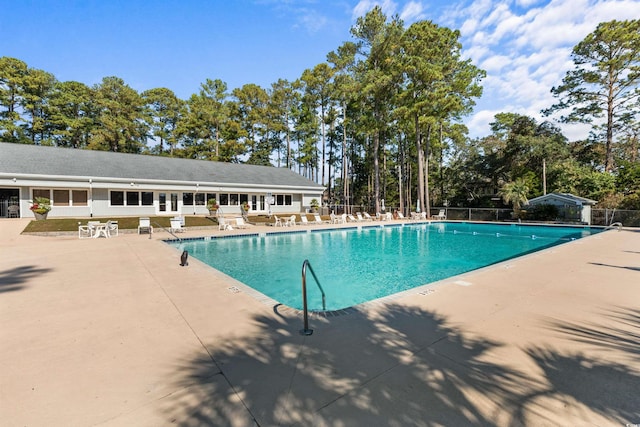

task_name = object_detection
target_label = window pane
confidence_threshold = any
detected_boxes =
[72,190,88,206]
[229,194,239,205]
[183,192,194,206]
[111,191,124,206]
[53,190,70,206]
[206,193,217,204]
[276,194,284,205]
[126,191,139,206]
[219,194,228,205]
[285,195,292,205]
[141,192,154,206]
[195,193,205,205]
[33,189,50,200]
[239,194,248,204]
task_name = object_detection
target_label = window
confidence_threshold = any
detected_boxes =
[219,193,229,205]
[141,192,153,206]
[33,189,51,200]
[195,193,205,206]
[72,190,88,206]
[239,194,248,205]
[206,193,217,205]
[111,191,124,206]
[53,190,70,206]
[126,191,139,206]
[229,193,239,205]
[275,194,292,206]
[183,192,194,206]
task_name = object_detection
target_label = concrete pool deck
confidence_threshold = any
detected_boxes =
[0,218,638,426]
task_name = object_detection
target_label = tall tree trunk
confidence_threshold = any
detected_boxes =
[424,124,431,218]
[373,130,381,214]
[415,114,425,214]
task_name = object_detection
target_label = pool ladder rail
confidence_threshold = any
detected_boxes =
[605,222,623,231]
[300,259,326,336]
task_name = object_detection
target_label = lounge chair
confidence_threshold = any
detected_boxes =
[313,214,327,224]
[235,217,248,229]
[218,216,233,230]
[431,209,446,220]
[274,215,283,227]
[341,213,348,223]
[397,212,407,220]
[138,217,153,234]
[356,213,366,222]
[347,214,359,222]
[363,212,374,221]
[300,215,310,225]
[170,218,184,233]
[285,215,297,227]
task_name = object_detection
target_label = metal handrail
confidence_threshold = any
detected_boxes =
[300,259,326,336]
[151,221,182,242]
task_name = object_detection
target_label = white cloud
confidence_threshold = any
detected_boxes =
[352,0,398,20]
[400,1,426,22]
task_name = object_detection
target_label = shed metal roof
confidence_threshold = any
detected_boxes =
[528,192,597,206]
[0,143,323,190]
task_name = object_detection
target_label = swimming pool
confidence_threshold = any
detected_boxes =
[171,222,603,311]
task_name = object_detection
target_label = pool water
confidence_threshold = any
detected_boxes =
[171,223,602,311]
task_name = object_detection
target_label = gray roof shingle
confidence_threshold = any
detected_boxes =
[0,143,323,189]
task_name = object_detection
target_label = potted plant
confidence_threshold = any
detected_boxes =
[30,196,51,220]
[242,201,250,212]
[207,198,219,215]
[310,198,320,213]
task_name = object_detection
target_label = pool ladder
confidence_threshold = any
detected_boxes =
[300,259,326,336]
[605,222,623,231]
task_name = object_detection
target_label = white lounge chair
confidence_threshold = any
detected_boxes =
[170,218,184,233]
[313,214,327,224]
[431,209,446,220]
[78,223,92,239]
[218,216,233,230]
[397,212,407,220]
[138,217,153,234]
[363,212,374,221]
[235,217,248,229]
[300,215,310,225]
[356,213,366,222]
[347,214,359,222]
[285,215,297,227]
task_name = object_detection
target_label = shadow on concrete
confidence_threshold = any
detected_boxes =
[158,303,640,426]
[589,262,640,272]
[0,265,53,293]
[522,307,640,424]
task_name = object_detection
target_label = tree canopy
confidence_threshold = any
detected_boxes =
[1,16,639,212]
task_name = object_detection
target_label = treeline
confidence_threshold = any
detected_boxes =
[1,9,639,211]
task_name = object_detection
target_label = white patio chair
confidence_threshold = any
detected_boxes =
[431,209,446,220]
[300,215,310,225]
[235,217,248,229]
[138,217,153,234]
[285,215,297,227]
[170,218,184,233]
[106,220,119,237]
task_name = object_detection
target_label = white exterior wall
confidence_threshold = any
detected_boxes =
[1,177,320,219]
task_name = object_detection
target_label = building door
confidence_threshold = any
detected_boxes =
[158,193,179,214]
[0,188,20,218]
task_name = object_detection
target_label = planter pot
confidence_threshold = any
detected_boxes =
[209,209,218,216]
[33,212,48,220]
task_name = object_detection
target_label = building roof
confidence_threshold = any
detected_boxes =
[528,192,597,206]
[0,142,323,190]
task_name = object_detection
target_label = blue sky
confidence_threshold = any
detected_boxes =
[1,0,638,139]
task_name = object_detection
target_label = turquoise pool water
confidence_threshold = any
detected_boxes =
[171,223,602,311]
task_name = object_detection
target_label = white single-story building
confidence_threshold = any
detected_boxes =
[0,142,325,219]
[527,192,597,224]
